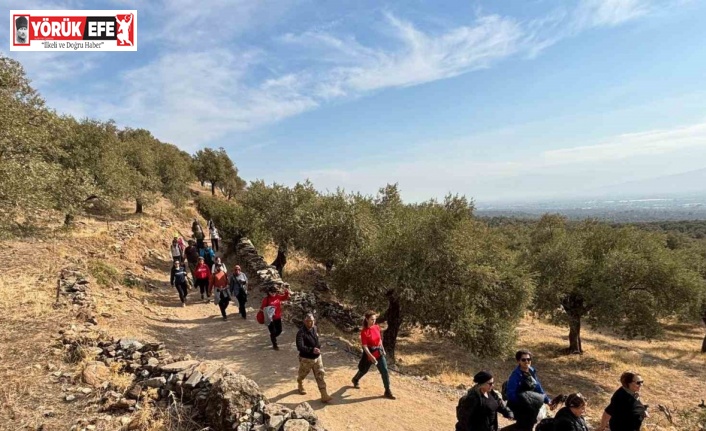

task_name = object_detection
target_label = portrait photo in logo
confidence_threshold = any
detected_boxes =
[14,15,29,44]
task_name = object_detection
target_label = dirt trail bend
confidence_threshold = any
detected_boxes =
[142,278,461,431]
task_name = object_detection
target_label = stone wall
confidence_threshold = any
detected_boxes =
[233,238,361,331]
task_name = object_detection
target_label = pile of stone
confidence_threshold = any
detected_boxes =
[56,268,98,324]
[58,327,327,431]
[234,238,361,332]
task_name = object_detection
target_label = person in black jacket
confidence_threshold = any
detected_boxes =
[228,265,248,319]
[170,260,188,306]
[597,371,648,431]
[456,371,514,431]
[295,313,332,403]
[554,393,589,431]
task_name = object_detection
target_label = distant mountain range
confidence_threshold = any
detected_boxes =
[587,168,706,199]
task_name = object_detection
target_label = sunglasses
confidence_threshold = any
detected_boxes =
[633,380,644,386]
[486,381,495,386]
[520,358,532,362]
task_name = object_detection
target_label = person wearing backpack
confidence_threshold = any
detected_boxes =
[504,350,556,431]
[456,371,514,431]
[169,260,189,307]
[200,244,216,268]
[260,285,290,350]
[211,264,230,320]
[169,237,184,264]
[552,393,589,431]
[229,265,248,319]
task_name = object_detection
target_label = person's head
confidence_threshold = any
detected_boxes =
[172,237,178,244]
[515,350,532,371]
[15,16,28,40]
[198,256,204,264]
[363,310,377,328]
[188,240,194,246]
[565,393,587,417]
[234,265,241,274]
[268,286,278,296]
[215,257,222,263]
[173,260,180,268]
[620,371,644,393]
[304,313,315,329]
[473,371,494,394]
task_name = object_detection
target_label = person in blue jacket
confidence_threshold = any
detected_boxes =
[504,350,556,430]
[199,244,216,268]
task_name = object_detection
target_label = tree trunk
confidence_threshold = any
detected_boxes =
[211,182,216,196]
[325,261,333,276]
[64,213,74,226]
[701,317,706,354]
[382,290,402,364]
[271,245,288,278]
[568,313,583,354]
[135,198,143,214]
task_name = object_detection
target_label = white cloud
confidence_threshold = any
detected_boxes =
[542,122,706,164]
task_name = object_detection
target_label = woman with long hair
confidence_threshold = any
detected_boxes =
[350,310,396,399]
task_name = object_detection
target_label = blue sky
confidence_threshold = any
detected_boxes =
[2,0,706,203]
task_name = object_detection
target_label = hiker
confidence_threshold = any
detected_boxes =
[170,237,184,263]
[169,260,188,307]
[351,310,396,400]
[210,226,220,252]
[184,240,200,277]
[296,313,332,403]
[193,256,212,300]
[228,265,248,319]
[553,393,589,431]
[503,350,555,431]
[211,263,230,320]
[207,219,215,231]
[260,285,291,350]
[192,219,205,249]
[200,244,216,268]
[455,371,513,431]
[597,372,648,431]
[211,256,227,274]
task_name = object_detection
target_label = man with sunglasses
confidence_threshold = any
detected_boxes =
[504,350,554,430]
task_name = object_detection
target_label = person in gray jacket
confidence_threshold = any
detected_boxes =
[229,265,248,319]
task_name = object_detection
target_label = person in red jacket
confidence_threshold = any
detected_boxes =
[193,256,212,301]
[260,285,291,350]
[210,264,230,320]
[351,310,396,399]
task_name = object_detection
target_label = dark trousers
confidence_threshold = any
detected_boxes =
[218,297,229,318]
[195,278,209,296]
[268,319,283,346]
[353,353,390,391]
[175,282,187,303]
[499,425,533,431]
[211,238,219,252]
[236,297,247,319]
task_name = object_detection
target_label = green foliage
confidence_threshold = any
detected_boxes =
[88,260,120,287]
[193,147,242,195]
[195,194,267,248]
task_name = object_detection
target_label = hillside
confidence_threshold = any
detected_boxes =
[1,194,705,430]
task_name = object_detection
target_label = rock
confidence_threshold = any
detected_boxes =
[65,394,76,402]
[283,419,311,431]
[293,402,317,425]
[268,415,285,430]
[119,339,143,351]
[184,370,203,388]
[160,360,199,373]
[236,423,252,431]
[126,384,143,400]
[201,372,267,430]
[145,357,160,369]
[82,362,110,388]
[143,377,166,388]
[100,312,113,318]
[80,387,92,394]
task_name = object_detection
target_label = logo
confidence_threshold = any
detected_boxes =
[10,10,137,51]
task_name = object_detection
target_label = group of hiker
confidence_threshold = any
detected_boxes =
[455,349,648,431]
[168,219,645,429]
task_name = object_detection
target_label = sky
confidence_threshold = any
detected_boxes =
[2,0,706,204]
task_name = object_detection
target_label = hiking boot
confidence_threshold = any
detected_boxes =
[384,390,396,400]
[182,303,186,307]
[351,378,360,389]
[223,316,227,321]
[320,389,332,403]
[297,381,307,395]
[273,345,280,351]
[200,294,204,300]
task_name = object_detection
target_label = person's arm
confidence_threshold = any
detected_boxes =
[495,391,514,420]
[296,329,313,355]
[597,411,611,431]
[170,268,175,286]
[456,391,479,431]
[532,369,551,404]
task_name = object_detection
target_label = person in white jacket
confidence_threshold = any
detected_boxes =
[211,256,227,274]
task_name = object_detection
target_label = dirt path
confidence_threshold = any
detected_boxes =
[139,264,461,431]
